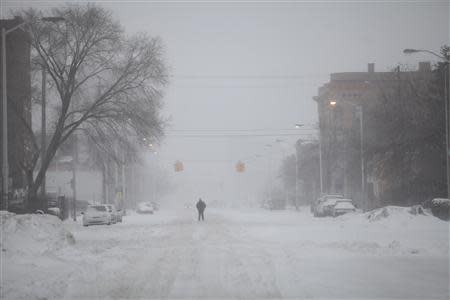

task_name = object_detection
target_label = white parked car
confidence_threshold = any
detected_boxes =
[137,202,154,214]
[82,205,112,226]
[332,199,356,217]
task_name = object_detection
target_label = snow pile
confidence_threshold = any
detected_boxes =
[365,206,425,222]
[432,198,450,205]
[0,211,75,256]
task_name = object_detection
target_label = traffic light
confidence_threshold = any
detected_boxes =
[236,161,245,173]
[174,160,184,172]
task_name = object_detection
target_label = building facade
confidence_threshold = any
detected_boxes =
[314,62,432,210]
[0,17,32,207]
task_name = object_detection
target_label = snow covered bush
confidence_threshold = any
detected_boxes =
[430,198,450,221]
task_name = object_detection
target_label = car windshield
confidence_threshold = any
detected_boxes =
[323,195,343,200]
[336,199,353,203]
[88,206,106,212]
[323,198,341,206]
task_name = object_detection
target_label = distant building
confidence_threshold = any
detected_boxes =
[0,17,32,204]
[314,62,432,210]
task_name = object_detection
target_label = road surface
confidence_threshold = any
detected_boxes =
[58,208,448,299]
[3,207,449,299]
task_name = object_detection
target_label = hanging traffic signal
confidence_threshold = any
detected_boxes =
[174,160,184,172]
[236,161,245,173]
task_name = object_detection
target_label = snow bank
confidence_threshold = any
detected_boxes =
[0,211,75,256]
[364,205,428,222]
[432,198,450,205]
[217,207,449,257]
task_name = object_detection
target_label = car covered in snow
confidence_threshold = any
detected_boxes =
[82,205,112,226]
[137,202,154,214]
[313,194,344,217]
[321,198,345,216]
[332,199,356,217]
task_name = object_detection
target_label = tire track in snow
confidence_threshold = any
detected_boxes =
[167,212,283,299]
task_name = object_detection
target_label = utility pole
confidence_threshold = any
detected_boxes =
[358,105,365,211]
[265,144,273,205]
[445,62,450,199]
[319,131,324,194]
[72,133,77,221]
[295,146,298,208]
[102,160,108,204]
[121,151,126,210]
[40,66,46,199]
[2,27,9,210]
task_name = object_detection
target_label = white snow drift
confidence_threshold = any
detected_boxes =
[1,207,449,299]
[1,211,75,256]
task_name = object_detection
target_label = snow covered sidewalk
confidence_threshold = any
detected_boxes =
[1,207,449,299]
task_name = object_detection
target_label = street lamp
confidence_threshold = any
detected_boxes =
[403,47,450,198]
[403,48,448,60]
[290,127,301,207]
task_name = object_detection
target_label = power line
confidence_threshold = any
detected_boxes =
[165,133,317,138]
[170,74,328,80]
[167,127,317,133]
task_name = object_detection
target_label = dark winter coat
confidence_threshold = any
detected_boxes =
[196,200,206,212]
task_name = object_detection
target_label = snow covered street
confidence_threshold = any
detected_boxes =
[2,208,449,299]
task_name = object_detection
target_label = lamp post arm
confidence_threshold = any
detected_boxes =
[420,49,447,61]
[404,48,448,61]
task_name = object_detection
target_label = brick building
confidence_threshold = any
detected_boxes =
[0,17,32,206]
[314,62,432,210]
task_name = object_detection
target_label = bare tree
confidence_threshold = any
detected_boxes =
[278,140,320,208]
[18,4,168,208]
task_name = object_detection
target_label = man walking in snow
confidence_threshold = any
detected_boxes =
[196,198,206,221]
